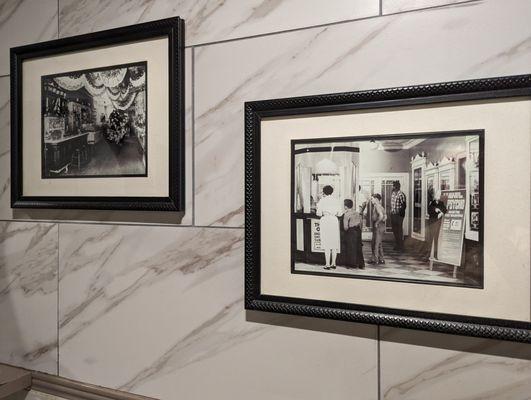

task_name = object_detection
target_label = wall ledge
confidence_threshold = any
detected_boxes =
[31,371,157,400]
[0,364,31,399]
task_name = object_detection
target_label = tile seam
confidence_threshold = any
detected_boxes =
[0,219,244,229]
[184,0,478,48]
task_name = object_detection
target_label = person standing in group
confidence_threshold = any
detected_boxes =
[368,193,387,265]
[342,199,365,269]
[424,189,447,262]
[390,181,407,252]
[316,185,341,270]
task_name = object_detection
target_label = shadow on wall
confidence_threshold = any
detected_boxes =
[12,209,185,225]
[246,310,376,340]
[380,326,531,360]
[248,310,531,361]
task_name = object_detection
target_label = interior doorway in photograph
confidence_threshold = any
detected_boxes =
[291,131,484,288]
[41,61,147,178]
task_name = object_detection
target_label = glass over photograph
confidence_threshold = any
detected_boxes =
[41,61,147,178]
[291,131,483,288]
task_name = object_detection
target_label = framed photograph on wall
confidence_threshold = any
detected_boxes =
[11,17,185,211]
[245,75,531,342]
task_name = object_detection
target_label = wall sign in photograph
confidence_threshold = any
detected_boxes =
[245,75,531,342]
[11,17,185,211]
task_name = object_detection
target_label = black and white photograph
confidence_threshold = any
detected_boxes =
[291,131,484,288]
[41,61,147,178]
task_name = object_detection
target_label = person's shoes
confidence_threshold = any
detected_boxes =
[378,260,385,265]
[358,265,365,269]
[330,265,336,269]
[367,260,376,265]
[324,266,331,270]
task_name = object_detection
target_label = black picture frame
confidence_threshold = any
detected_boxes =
[11,17,185,211]
[244,74,531,343]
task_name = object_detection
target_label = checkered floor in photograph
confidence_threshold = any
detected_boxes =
[295,241,469,284]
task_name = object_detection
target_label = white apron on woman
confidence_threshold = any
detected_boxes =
[316,196,341,251]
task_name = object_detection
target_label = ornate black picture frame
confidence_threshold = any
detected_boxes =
[245,75,531,343]
[11,17,185,211]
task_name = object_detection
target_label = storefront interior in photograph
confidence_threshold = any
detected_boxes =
[41,61,147,178]
[292,132,482,287]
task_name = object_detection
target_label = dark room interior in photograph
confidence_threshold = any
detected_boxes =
[291,131,483,288]
[41,61,148,179]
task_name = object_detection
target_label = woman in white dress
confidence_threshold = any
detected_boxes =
[316,185,341,270]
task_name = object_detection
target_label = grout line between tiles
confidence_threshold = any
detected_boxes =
[379,0,383,16]
[377,325,381,400]
[57,0,60,39]
[185,14,380,48]
[56,223,60,376]
[191,47,196,226]
[0,218,243,229]
[184,0,479,49]
[380,0,479,17]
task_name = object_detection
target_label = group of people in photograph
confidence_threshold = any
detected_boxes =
[315,181,447,271]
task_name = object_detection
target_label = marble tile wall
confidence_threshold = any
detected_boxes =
[0,0,58,76]
[0,76,8,220]
[194,0,531,227]
[0,221,58,374]
[380,327,531,400]
[0,1,530,400]
[57,224,377,400]
[57,0,380,45]
[381,0,474,15]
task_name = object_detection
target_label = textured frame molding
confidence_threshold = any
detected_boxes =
[244,74,531,343]
[10,17,185,212]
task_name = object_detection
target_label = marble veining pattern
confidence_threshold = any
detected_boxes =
[194,0,531,227]
[58,0,380,45]
[58,224,247,392]
[0,0,58,76]
[0,77,10,219]
[380,327,531,399]
[0,76,10,220]
[0,221,58,374]
[0,1,529,400]
[58,224,377,399]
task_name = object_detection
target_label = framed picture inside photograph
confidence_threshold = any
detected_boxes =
[11,17,185,211]
[245,75,531,342]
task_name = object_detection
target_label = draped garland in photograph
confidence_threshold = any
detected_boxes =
[52,65,146,146]
[53,66,145,111]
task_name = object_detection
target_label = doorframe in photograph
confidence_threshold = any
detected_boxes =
[410,153,427,241]
[358,172,409,240]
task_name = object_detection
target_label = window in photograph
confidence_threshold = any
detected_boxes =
[41,61,147,179]
[291,131,484,288]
